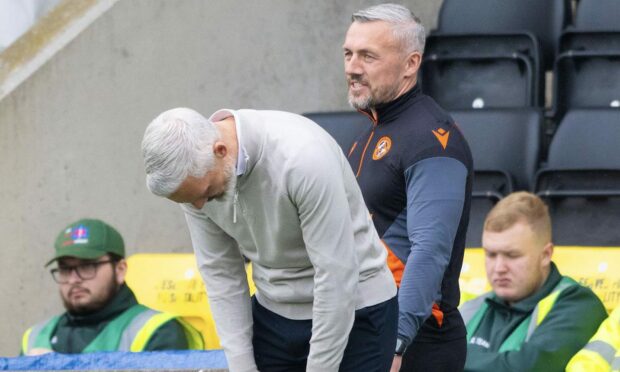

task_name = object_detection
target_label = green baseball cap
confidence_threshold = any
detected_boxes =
[46,218,125,267]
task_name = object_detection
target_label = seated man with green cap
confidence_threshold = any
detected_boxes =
[21,218,204,355]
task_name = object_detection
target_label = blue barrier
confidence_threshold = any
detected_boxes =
[1,349,228,370]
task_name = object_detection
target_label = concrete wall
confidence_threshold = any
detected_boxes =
[0,0,442,356]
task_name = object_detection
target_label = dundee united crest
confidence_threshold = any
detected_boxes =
[373,136,392,160]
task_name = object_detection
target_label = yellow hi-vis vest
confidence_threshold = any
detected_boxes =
[21,304,204,354]
[567,306,620,372]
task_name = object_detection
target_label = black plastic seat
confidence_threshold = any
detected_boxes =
[553,51,620,117]
[425,0,570,109]
[424,32,543,107]
[451,108,543,247]
[554,0,620,119]
[560,31,620,54]
[535,109,620,246]
[558,0,620,62]
[302,111,371,154]
[421,53,535,110]
[573,0,620,31]
[435,0,571,71]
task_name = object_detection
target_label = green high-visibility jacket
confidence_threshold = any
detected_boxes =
[460,263,607,372]
[21,284,203,354]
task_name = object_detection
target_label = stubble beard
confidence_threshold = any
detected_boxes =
[61,274,121,315]
[347,76,402,111]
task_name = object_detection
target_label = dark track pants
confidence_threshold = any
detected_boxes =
[252,295,398,372]
[399,336,466,372]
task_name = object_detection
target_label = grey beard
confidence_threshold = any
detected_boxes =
[348,93,372,110]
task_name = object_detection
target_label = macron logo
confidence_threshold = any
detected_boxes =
[432,128,450,150]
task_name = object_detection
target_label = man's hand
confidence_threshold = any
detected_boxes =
[390,355,402,372]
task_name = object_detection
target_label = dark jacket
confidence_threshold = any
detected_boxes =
[348,84,473,345]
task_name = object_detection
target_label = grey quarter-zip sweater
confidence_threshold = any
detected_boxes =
[181,109,396,372]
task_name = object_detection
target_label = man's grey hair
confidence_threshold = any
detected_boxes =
[352,3,425,54]
[141,107,219,197]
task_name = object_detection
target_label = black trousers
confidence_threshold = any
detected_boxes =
[252,295,398,372]
[399,336,466,372]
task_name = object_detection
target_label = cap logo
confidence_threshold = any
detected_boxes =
[62,225,89,246]
[373,136,392,160]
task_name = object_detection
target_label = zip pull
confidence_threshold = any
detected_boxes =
[233,189,239,223]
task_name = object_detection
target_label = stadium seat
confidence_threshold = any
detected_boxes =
[125,253,256,350]
[460,247,620,312]
[424,33,542,107]
[421,53,536,109]
[573,0,620,31]
[560,31,620,54]
[303,111,371,154]
[426,0,571,109]
[552,51,620,116]
[554,0,620,116]
[435,0,571,72]
[560,0,620,52]
[451,108,543,247]
[535,109,620,246]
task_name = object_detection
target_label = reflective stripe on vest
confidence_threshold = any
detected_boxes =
[82,304,148,352]
[124,311,204,351]
[21,316,60,354]
[21,328,31,354]
[22,305,203,353]
[583,340,616,366]
[463,276,576,352]
[569,308,620,372]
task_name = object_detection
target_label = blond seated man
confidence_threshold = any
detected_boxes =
[460,192,607,371]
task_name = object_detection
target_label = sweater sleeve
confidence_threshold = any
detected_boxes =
[183,206,257,372]
[398,156,467,345]
[288,152,359,372]
[465,285,608,372]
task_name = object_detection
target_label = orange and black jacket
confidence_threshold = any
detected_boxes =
[348,84,473,347]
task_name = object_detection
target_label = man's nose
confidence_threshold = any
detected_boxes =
[493,256,509,272]
[345,55,363,76]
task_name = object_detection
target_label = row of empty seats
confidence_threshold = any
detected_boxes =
[421,0,620,119]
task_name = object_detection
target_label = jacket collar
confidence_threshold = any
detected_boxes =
[210,109,260,181]
[359,84,422,125]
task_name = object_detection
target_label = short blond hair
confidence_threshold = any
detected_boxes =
[484,192,552,243]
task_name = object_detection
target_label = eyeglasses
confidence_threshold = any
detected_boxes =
[50,260,114,284]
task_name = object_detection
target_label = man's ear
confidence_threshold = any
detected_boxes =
[115,259,128,285]
[404,51,422,78]
[213,141,228,158]
[541,242,554,266]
